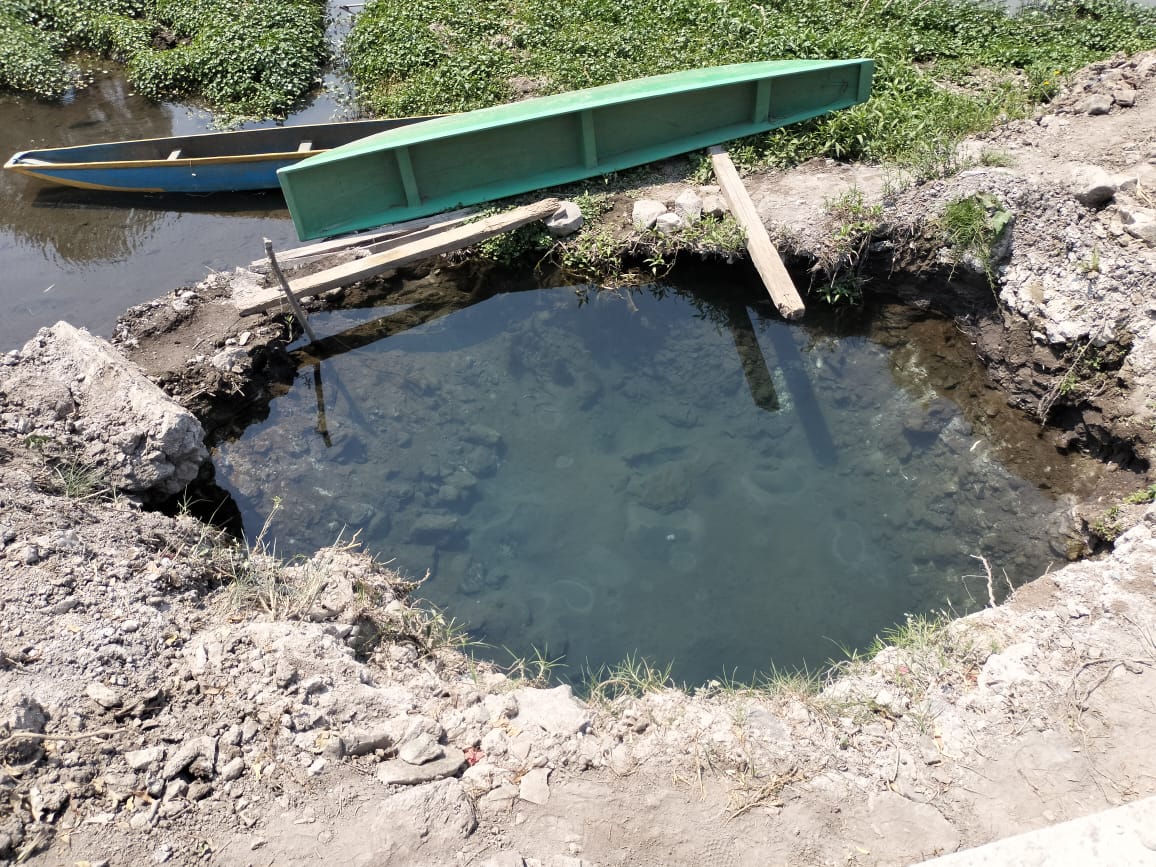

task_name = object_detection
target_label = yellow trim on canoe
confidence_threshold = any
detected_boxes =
[10,151,323,171]
[5,165,165,192]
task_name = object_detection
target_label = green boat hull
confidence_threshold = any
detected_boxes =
[278,59,874,240]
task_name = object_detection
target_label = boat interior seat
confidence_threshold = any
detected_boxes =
[167,149,182,160]
[298,141,314,152]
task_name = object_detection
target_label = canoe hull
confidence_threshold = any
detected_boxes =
[278,59,874,240]
[3,117,439,194]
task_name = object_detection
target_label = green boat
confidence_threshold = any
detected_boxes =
[278,59,874,240]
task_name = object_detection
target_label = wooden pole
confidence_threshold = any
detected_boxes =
[263,238,318,342]
[709,146,805,321]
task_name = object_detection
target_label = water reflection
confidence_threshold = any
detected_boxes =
[215,273,1097,685]
[0,72,322,350]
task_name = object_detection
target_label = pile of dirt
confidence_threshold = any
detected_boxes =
[2,50,1156,867]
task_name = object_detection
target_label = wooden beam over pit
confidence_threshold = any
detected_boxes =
[709,146,805,321]
[234,198,561,316]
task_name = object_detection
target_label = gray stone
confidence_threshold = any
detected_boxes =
[1070,165,1117,208]
[674,190,704,223]
[363,779,477,857]
[1082,94,1114,115]
[124,747,165,771]
[545,201,584,237]
[1122,208,1156,246]
[702,193,729,218]
[220,757,246,781]
[376,746,466,785]
[12,323,207,496]
[398,733,444,766]
[407,512,460,545]
[86,682,122,710]
[654,211,687,235]
[1112,86,1138,107]
[162,736,217,781]
[519,767,551,805]
[512,685,590,735]
[6,692,46,733]
[343,727,398,757]
[632,199,666,229]
[482,853,527,867]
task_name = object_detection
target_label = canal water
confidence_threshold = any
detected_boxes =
[0,74,353,352]
[213,271,1099,686]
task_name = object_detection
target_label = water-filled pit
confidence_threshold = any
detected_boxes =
[215,268,1101,686]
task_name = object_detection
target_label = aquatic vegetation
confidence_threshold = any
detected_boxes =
[345,0,1156,167]
[0,0,327,119]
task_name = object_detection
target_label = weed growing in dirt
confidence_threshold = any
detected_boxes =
[503,645,567,687]
[938,192,1014,284]
[582,653,677,705]
[49,460,112,501]
[811,186,884,304]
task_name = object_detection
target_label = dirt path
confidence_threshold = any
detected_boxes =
[2,53,1156,867]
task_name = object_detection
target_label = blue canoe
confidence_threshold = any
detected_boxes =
[3,116,438,194]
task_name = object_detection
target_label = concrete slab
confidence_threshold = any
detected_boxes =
[917,796,1156,866]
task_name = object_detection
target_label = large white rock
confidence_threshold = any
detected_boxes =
[632,199,667,230]
[7,322,206,496]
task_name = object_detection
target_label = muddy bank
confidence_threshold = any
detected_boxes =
[1,51,1156,867]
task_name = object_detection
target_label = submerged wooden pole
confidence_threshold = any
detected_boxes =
[264,238,318,342]
[709,146,805,321]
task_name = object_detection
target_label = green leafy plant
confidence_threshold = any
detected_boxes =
[345,0,1156,169]
[938,191,1014,283]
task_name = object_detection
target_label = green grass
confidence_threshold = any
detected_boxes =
[344,0,1156,168]
[0,0,327,119]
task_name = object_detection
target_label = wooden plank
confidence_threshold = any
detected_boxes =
[235,198,561,315]
[247,207,479,268]
[709,146,805,321]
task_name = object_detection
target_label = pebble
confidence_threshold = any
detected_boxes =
[86,682,123,710]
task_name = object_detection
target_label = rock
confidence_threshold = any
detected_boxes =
[398,733,444,766]
[1081,94,1113,115]
[1122,208,1156,246]
[482,853,527,867]
[162,736,217,781]
[1070,164,1117,207]
[478,781,519,812]
[376,746,466,786]
[511,685,591,734]
[674,190,704,223]
[632,199,667,229]
[518,767,551,805]
[11,323,207,496]
[545,201,584,237]
[219,757,246,781]
[6,692,46,733]
[124,747,165,771]
[654,211,687,235]
[343,727,398,757]
[407,513,460,545]
[1113,86,1138,107]
[86,682,123,710]
[702,193,729,218]
[364,779,477,857]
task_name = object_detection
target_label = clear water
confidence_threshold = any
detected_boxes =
[215,279,1079,685]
